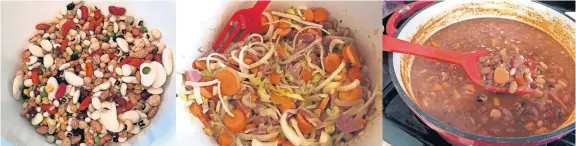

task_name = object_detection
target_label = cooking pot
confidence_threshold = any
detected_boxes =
[174,0,383,145]
[385,0,575,146]
[1,1,176,145]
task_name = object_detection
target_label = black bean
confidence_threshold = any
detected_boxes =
[37,57,44,64]
[70,54,79,61]
[67,132,73,138]
[27,109,38,120]
[66,3,75,10]
[141,91,151,100]
[21,89,30,100]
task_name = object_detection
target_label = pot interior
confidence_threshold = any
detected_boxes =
[392,0,575,137]
[177,1,384,145]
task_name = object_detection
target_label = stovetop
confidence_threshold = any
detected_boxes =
[381,1,575,146]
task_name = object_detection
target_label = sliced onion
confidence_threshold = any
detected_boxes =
[262,12,274,40]
[263,103,281,116]
[251,138,279,146]
[192,87,203,104]
[241,94,257,109]
[202,101,209,114]
[334,98,355,107]
[235,137,243,146]
[259,107,279,121]
[245,33,264,43]
[314,61,346,92]
[248,43,276,69]
[264,20,303,31]
[289,118,306,142]
[344,85,379,116]
[271,11,322,28]
[257,78,271,102]
[306,94,328,101]
[185,79,219,87]
[280,109,302,145]
[217,81,234,117]
[329,38,345,53]
[337,79,360,91]
[236,131,280,141]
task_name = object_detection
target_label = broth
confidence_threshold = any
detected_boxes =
[410,18,575,137]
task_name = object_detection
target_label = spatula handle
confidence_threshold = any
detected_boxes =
[253,0,271,13]
[382,35,465,65]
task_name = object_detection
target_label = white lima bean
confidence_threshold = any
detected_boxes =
[151,61,167,88]
[139,63,156,87]
[99,102,121,132]
[43,54,54,68]
[40,40,53,51]
[12,75,23,100]
[162,48,173,75]
[28,44,44,57]
[64,71,84,87]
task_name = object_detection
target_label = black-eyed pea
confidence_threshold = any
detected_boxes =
[136,119,149,128]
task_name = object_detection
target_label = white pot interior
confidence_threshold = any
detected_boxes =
[1,1,176,145]
[175,0,383,145]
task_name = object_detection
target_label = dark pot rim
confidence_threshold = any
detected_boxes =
[386,1,576,143]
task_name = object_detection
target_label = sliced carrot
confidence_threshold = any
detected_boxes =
[200,76,214,98]
[193,60,207,70]
[338,82,362,102]
[215,67,241,96]
[335,69,347,82]
[261,15,270,33]
[229,55,254,66]
[515,75,526,86]
[250,95,258,103]
[277,44,287,58]
[250,67,260,73]
[301,67,313,82]
[272,15,280,25]
[269,136,285,144]
[304,9,314,22]
[279,102,295,113]
[323,53,342,73]
[313,8,328,22]
[271,92,292,105]
[246,124,256,129]
[278,18,291,29]
[343,45,361,68]
[200,87,213,98]
[359,118,367,130]
[296,111,314,134]
[217,132,233,146]
[278,28,291,37]
[270,73,282,85]
[189,103,211,128]
[243,56,254,64]
[223,109,248,133]
[282,141,295,146]
[347,67,363,81]
[318,96,331,112]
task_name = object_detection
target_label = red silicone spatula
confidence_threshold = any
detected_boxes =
[382,35,534,94]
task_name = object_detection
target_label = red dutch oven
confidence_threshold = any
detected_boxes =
[385,0,575,146]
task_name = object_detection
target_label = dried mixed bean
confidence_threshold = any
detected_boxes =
[11,1,173,145]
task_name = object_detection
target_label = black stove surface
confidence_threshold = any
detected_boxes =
[382,1,575,145]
